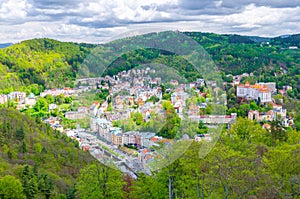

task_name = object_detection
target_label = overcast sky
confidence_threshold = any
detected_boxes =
[0,0,299,43]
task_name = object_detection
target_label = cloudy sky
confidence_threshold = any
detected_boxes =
[0,0,299,43]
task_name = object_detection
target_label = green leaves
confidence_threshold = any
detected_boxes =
[76,164,124,199]
[0,175,26,199]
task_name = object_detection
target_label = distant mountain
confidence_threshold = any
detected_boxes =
[246,36,271,43]
[271,34,300,47]
[0,32,299,96]
[0,43,13,49]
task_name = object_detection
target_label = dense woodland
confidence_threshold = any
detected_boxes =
[0,32,299,198]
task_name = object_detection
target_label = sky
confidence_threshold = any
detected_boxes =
[0,0,299,43]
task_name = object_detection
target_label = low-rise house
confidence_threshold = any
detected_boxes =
[43,117,60,124]
[283,86,292,92]
[248,103,287,123]
[49,103,58,111]
[0,94,8,104]
[262,123,271,131]
[171,92,189,107]
[187,104,200,117]
[24,94,37,108]
[189,113,237,124]
[189,82,196,89]
[194,134,212,142]
[16,104,26,110]
[139,132,157,148]
[114,96,124,109]
[196,79,205,87]
[8,92,26,102]
[52,124,63,132]
[40,88,75,97]
[65,109,86,120]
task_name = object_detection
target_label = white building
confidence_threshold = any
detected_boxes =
[122,131,139,145]
[8,92,26,102]
[237,82,272,103]
[0,94,8,104]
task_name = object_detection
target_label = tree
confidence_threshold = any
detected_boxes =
[38,173,54,199]
[76,164,124,199]
[55,94,65,105]
[15,126,25,141]
[158,101,181,139]
[44,94,54,104]
[20,141,28,153]
[270,119,288,145]
[198,120,208,134]
[22,165,38,199]
[263,145,300,198]
[64,96,73,104]
[228,117,268,144]
[131,112,144,126]
[34,98,49,112]
[0,175,26,199]
[238,104,250,117]
[250,100,259,110]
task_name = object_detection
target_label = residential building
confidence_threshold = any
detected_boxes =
[97,118,112,141]
[65,108,86,120]
[89,102,100,116]
[24,97,36,108]
[189,113,237,124]
[122,131,139,146]
[0,94,8,104]
[40,88,75,97]
[8,92,26,102]
[194,134,212,142]
[248,103,289,126]
[139,132,156,148]
[110,127,123,145]
[49,103,58,111]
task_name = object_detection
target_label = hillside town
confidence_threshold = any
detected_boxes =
[0,68,295,174]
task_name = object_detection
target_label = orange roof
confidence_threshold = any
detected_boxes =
[245,81,250,87]
[270,102,282,107]
[259,87,270,93]
[251,84,261,89]
[142,148,148,154]
[263,123,271,129]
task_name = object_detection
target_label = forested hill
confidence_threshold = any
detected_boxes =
[0,108,110,198]
[0,43,12,49]
[0,33,299,97]
[0,38,95,93]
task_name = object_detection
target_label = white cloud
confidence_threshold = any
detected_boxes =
[216,4,300,27]
[0,0,31,23]
[0,0,299,43]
